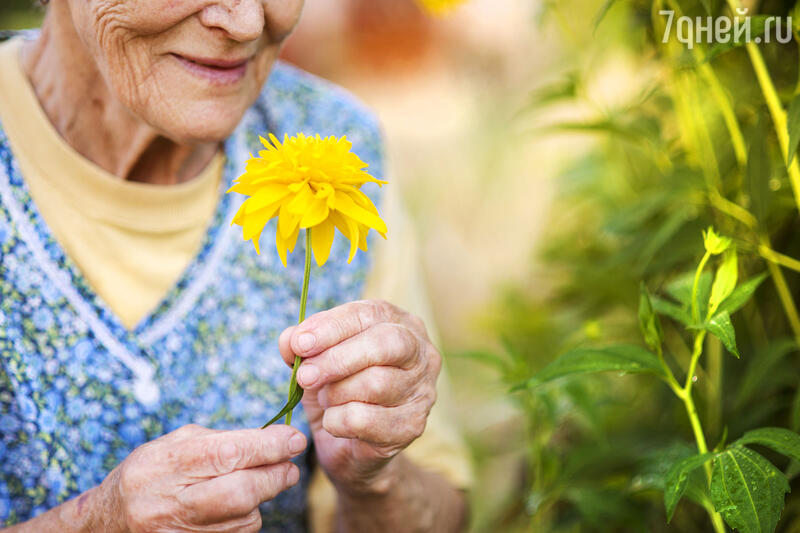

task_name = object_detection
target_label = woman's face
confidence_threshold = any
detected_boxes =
[66,0,304,143]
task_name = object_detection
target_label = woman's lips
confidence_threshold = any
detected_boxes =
[172,54,249,85]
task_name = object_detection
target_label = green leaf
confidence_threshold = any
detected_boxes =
[711,447,790,533]
[652,296,691,326]
[709,250,738,316]
[718,272,769,316]
[518,344,665,390]
[664,453,713,522]
[633,206,691,275]
[453,349,509,372]
[747,116,772,224]
[667,270,712,315]
[593,0,620,29]
[639,283,663,350]
[786,93,800,166]
[261,385,304,428]
[705,311,739,358]
[735,427,800,464]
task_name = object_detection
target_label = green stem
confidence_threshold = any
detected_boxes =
[674,252,726,532]
[752,237,800,345]
[656,344,684,397]
[285,228,313,426]
[724,0,800,212]
[678,330,727,533]
[692,251,712,324]
[764,250,800,345]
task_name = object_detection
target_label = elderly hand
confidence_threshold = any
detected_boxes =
[101,424,306,533]
[278,300,442,494]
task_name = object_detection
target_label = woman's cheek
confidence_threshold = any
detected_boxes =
[89,0,205,36]
[264,0,305,41]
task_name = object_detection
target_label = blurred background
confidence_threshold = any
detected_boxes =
[6,0,800,531]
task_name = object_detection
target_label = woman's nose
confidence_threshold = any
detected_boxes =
[199,0,265,42]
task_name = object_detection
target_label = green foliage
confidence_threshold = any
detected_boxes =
[470,0,800,531]
[710,447,790,533]
[639,283,664,350]
[664,453,713,522]
[735,427,800,463]
[520,344,666,390]
[702,311,740,358]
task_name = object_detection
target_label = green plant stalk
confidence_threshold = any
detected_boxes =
[663,0,746,168]
[286,228,313,426]
[698,63,748,167]
[706,336,723,438]
[764,251,800,345]
[756,234,800,344]
[760,242,800,273]
[677,253,727,533]
[724,0,800,210]
[744,41,800,206]
[678,330,726,533]
[653,261,724,531]
[692,251,712,324]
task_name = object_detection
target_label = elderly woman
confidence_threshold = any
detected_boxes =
[0,1,471,532]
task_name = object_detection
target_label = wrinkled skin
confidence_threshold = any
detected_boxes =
[279,300,442,493]
[63,0,304,143]
[102,424,306,533]
[22,0,305,184]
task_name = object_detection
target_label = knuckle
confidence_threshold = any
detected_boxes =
[325,346,350,380]
[342,405,369,435]
[408,313,426,333]
[118,457,146,493]
[408,409,428,441]
[244,510,263,533]
[365,369,392,400]
[181,423,203,434]
[210,440,240,474]
[427,346,443,376]
[387,324,417,361]
[357,300,383,328]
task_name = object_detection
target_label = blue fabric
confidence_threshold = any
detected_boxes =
[0,60,384,531]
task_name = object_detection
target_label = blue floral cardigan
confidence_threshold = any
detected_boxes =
[0,46,384,531]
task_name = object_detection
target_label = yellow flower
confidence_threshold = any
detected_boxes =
[228,133,387,267]
[418,0,466,15]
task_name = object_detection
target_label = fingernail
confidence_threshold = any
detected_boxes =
[296,332,316,352]
[287,464,300,486]
[288,433,306,454]
[297,365,319,387]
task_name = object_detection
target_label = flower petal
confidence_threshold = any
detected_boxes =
[275,221,300,267]
[330,211,359,262]
[311,219,335,267]
[243,185,291,214]
[286,184,315,213]
[335,193,388,234]
[242,204,280,241]
[300,198,330,229]
[278,204,301,239]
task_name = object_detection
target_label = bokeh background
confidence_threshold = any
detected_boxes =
[6,1,800,531]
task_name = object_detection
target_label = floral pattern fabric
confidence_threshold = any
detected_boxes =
[0,54,384,531]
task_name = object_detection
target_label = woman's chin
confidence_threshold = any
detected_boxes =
[149,105,247,145]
